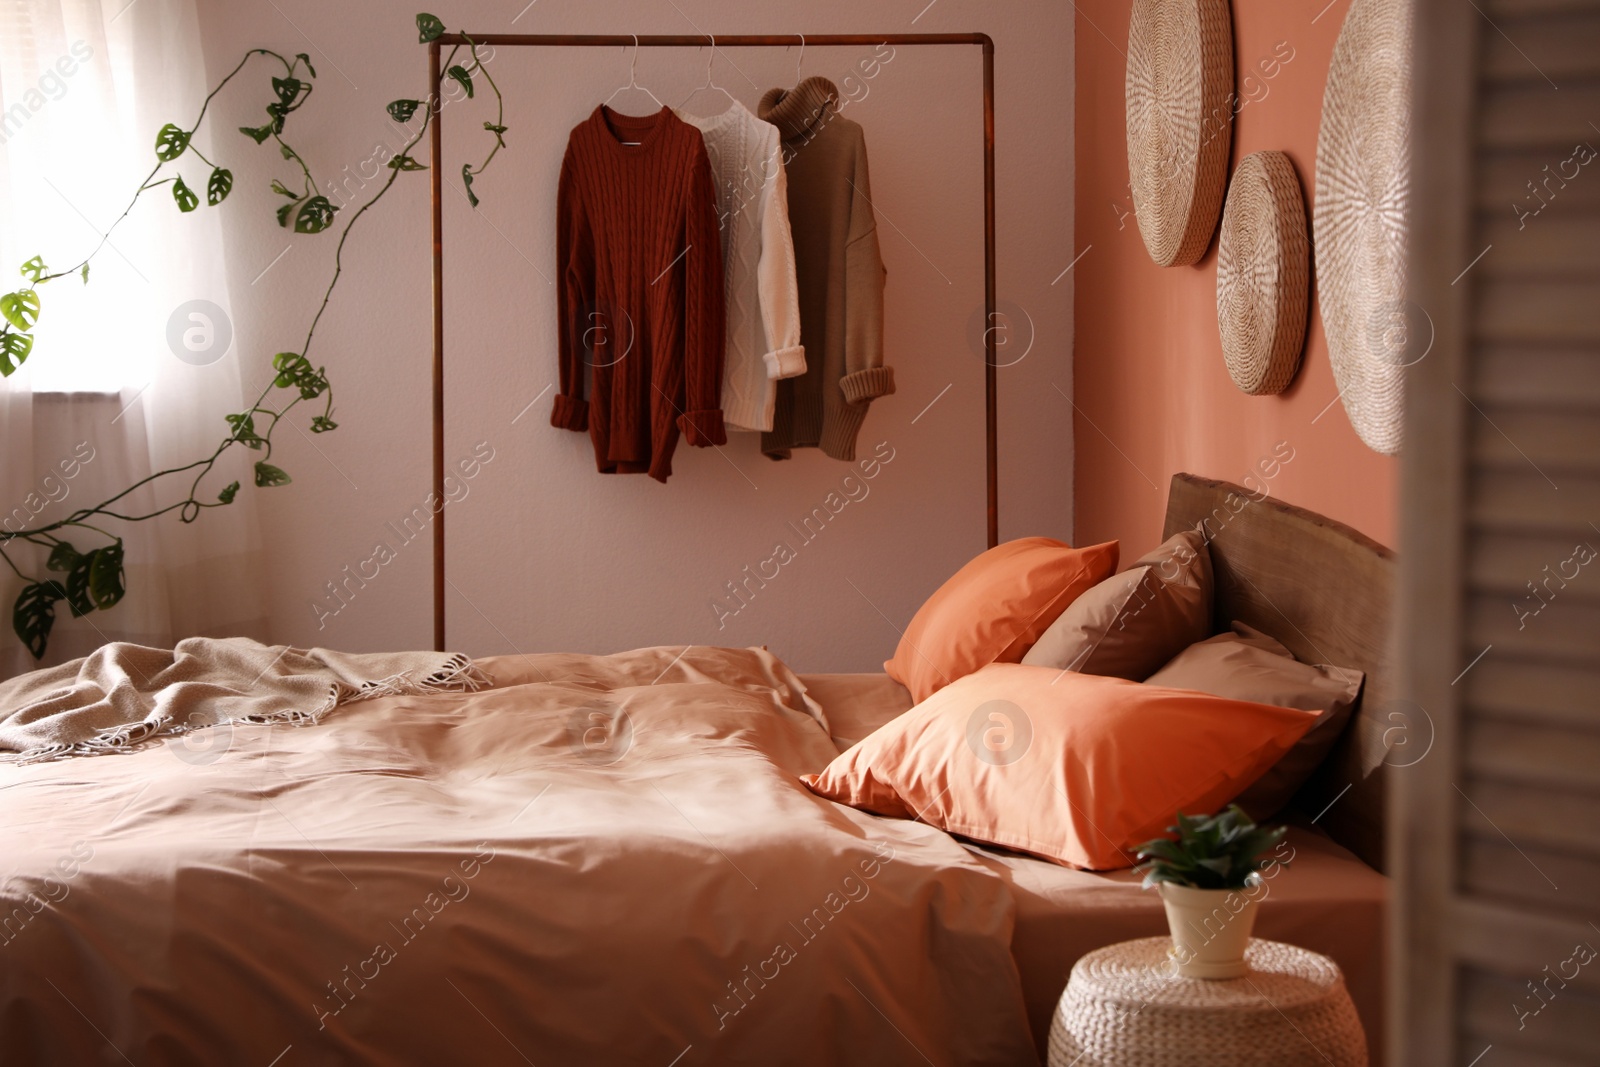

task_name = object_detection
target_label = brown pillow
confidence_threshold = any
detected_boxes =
[1019,530,1213,680]
[1146,622,1365,819]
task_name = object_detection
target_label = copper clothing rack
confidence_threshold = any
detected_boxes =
[428,32,998,651]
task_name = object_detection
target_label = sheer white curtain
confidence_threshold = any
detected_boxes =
[0,0,265,676]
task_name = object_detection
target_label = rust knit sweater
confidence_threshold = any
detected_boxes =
[553,106,726,483]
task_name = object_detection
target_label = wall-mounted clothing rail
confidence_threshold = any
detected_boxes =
[427,32,997,651]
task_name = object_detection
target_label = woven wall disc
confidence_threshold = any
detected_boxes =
[1312,0,1414,455]
[1126,0,1235,267]
[1217,151,1310,395]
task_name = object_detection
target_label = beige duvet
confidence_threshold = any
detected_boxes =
[0,646,1038,1065]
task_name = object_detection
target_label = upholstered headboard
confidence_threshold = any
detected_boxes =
[1162,473,1396,873]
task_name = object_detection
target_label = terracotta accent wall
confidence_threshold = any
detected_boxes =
[1074,0,1397,554]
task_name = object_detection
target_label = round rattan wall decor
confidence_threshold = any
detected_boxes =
[1217,151,1310,395]
[1313,0,1414,455]
[1125,0,1235,268]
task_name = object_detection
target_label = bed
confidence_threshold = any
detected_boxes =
[0,473,1393,1065]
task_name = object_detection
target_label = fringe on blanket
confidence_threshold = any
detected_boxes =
[3,653,493,766]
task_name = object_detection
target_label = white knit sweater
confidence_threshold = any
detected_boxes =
[677,102,805,432]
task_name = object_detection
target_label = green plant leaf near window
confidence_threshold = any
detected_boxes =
[0,330,33,375]
[388,99,422,123]
[1,289,40,331]
[208,167,234,206]
[1,13,507,658]
[172,175,200,212]
[416,12,446,42]
[13,581,66,660]
[254,462,292,488]
[154,123,190,161]
[293,196,337,234]
[272,76,303,106]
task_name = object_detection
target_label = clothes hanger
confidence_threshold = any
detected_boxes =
[603,34,663,143]
[791,34,805,89]
[676,34,737,113]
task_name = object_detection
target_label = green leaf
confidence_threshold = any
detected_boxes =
[296,52,317,78]
[63,550,95,616]
[87,542,125,611]
[279,142,294,160]
[266,102,288,135]
[276,200,300,228]
[272,351,310,387]
[270,179,300,200]
[217,481,241,505]
[0,329,33,375]
[310,415,338,433]
[387,99,422,123]
[0,289,40,331]
[387,154,427,171]
[272,76,303,106]
[254,461,292,488]
[46,541,81,573]
[172,174,200,213]
[80,263,89,284]
[416,12,447,43]
[447,64,474,99]
[225,411,265,449]
[239,123,274,144]
[207,167,233,206]
[293,196,337,234]
[462,165,479,208]
[20,256,47,283]
[13,581,65,660]
[155,122,191,161]
[484,122,508,134]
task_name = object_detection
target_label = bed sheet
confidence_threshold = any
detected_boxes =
[799,671,1389,1062]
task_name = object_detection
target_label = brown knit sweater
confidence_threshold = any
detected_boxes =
[553,106,726,483]
[758,78,893,461]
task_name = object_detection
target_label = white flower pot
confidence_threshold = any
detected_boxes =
[1158,881,1261,979]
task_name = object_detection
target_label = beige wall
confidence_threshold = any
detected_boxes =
[197,0,1074,670]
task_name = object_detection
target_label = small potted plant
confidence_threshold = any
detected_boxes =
[1135,805,1287,979]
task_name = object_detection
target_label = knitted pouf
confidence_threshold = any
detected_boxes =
[1047,938,1368,1067]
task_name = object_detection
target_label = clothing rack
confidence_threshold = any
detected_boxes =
[428,32,998,651]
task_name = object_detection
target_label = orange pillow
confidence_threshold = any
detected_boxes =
[804,663,1318,870]
[884,537,1119,703]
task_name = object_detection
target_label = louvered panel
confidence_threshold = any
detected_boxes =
[1465,659,1600,729]
[1474,347,1600,409]
[1403,2,1600,1061]
[1482,9,1600,84]
[1468,529,1600,596]
[1461,838,1600,911]
[1474,278,1600,342]
[1478,211,1600,274]
[1465,590,1600,661]
[1459,776,1600,855]
[1469,469,1600,531]
[1467,406,1600,471]
[1459,968,1600,1066]
[1463,719,1600,791]
[1476,152,1600,215]
[1479,84,1600,148]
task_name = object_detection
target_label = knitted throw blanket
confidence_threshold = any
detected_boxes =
[0,637,490,764]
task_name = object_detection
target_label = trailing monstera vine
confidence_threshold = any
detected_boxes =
[0,14,501,659]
